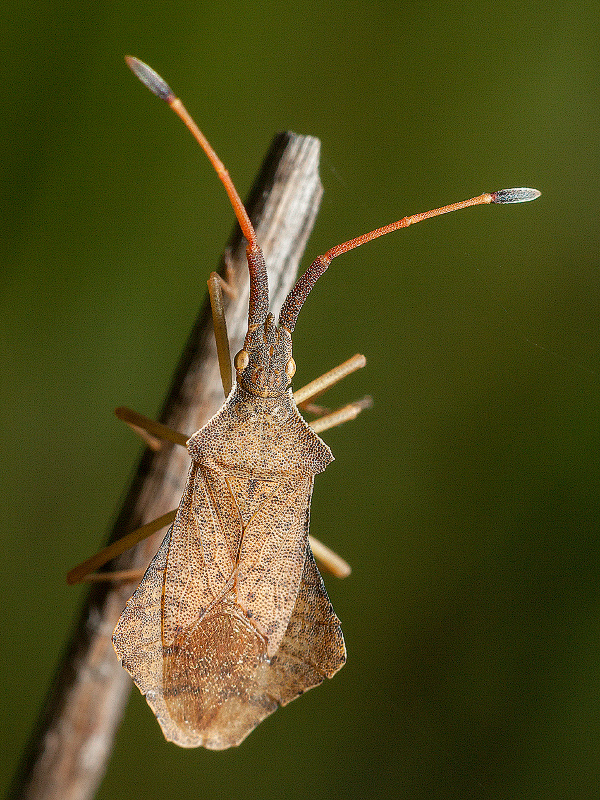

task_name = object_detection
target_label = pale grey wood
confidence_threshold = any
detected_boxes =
[10,131,322,800]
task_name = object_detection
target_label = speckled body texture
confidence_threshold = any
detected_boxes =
[113,384,346,749]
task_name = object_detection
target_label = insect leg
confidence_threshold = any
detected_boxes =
[66,510,176,584]
[114,407,188,446]
[293,354,371,435]
[293,353,366,405]
[309,396,372,434]
[68,498,350,583]
[207,272,233,396]
[82,568,146,583]
[70,407,352,583]
[309,537,351,579]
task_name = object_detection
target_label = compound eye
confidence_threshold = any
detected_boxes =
[285,357,296,379]
[234,350,250,371]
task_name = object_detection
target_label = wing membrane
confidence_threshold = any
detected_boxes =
[236,475,313,655]
[113,466,345,748]
[161,464,241,644]
[112,389,345,748]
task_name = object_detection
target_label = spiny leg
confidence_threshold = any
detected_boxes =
[309,538,351,579]
[81,568,147,583]
[292,353,371,433]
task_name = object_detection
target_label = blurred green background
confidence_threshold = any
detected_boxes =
[2,1,599,798]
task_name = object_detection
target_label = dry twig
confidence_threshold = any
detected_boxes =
[10,131,323,800]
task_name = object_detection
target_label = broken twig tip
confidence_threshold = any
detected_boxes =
[491,187,541,204]
[125,56,174,102]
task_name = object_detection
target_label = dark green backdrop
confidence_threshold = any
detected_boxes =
[2,2,599,798]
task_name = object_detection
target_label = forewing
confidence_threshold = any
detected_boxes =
[113,519,345,748]
[273,545,346,701]
[113,440,344,748]
[160,547,345,748]
[113,462,245,746]
[161,593,275,748]
[112,526,170,699]
[235,474,313,656]
[161,463,241,646]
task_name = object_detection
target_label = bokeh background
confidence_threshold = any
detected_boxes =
[2,2,599,798]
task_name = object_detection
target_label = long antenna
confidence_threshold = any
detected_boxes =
[125,57,270,324]
[278,188,541,331]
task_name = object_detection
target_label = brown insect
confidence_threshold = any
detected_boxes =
[69,57,540,749]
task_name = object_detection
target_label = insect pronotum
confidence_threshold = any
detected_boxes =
[79,57,540,750]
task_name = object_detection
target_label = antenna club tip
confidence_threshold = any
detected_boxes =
[125,56,174,102]
[491,187,541,204]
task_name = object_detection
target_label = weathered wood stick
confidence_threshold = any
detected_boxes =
[9,131,323,800]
